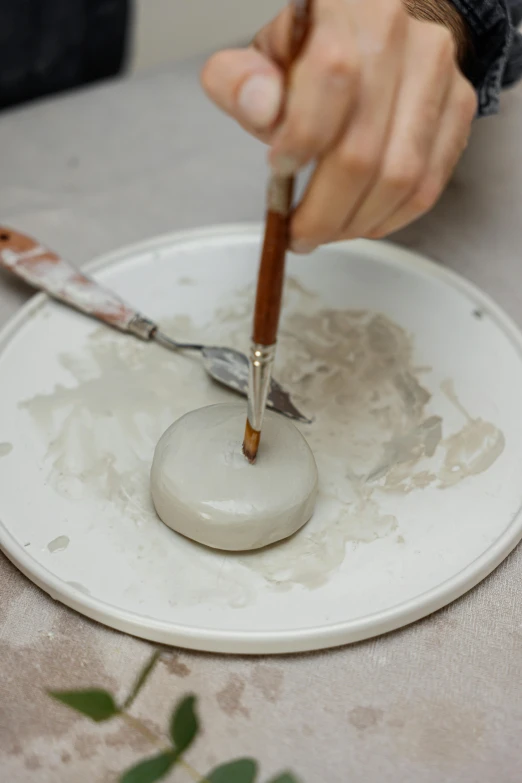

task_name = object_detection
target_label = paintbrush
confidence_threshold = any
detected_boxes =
[243,0,313,463]
[0,226,310,422]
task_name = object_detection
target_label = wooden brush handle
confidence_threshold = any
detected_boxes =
[252,0,313,347]
[0,226,139,331]
[253,179,294,345]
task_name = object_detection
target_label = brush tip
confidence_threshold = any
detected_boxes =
[243,420,261,464]
[242,445,257,465]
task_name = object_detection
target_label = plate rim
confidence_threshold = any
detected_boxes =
[1,223,521,654]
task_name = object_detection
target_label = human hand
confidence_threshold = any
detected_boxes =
[201,0,477,252]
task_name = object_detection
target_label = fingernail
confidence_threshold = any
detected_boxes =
[291,240,317,255]
[238,74,281,128]
[271,153,300,177]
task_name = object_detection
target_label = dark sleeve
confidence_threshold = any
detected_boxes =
[502,0,522,86]
[449,0,522,115]
[0,0,131,111]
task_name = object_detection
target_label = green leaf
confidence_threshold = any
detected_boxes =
[267,775,300,783]
[207,759,258,783]
[120,751,178,783]
[48,689,119,722]
[123,650,162,710]
[170,694,199,752]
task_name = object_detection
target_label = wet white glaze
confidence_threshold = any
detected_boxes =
[150,403,318,551]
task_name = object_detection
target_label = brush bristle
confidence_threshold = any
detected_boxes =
[243,420,261,464]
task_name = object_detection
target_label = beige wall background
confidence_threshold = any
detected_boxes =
[131,0,285,72]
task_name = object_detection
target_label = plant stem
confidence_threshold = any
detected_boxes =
[120,711,210,783]
[180,759,205,782]
[120,711,169,751]
[123,650,163,710]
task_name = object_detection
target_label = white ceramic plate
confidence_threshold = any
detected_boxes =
[1,225,522,654]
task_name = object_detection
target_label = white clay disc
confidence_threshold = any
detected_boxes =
[150,403,318,551]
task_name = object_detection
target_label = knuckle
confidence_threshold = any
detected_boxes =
[419,94,446,129]
[250,29,264,52]
[382,155,424,193]
[455,79,478,122]
[200,50,235,95]
[419,23,455,67]
[337,143,377,177]
[433,26,456,65]
[382,0,407,43]
[410,177,442,214]
[284,119,322,153]
[199,54,218,93]
[316,41,359,84]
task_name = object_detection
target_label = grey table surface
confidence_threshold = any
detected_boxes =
[1,60,522,783]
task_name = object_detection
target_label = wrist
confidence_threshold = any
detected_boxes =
[402,0,474,77]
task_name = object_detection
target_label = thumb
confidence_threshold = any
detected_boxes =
[201,47,284,139]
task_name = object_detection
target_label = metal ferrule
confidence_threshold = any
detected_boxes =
[127,314,157,341]
[247,342,277,432]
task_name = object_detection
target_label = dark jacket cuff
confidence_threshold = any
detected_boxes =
[449,0,516,115]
